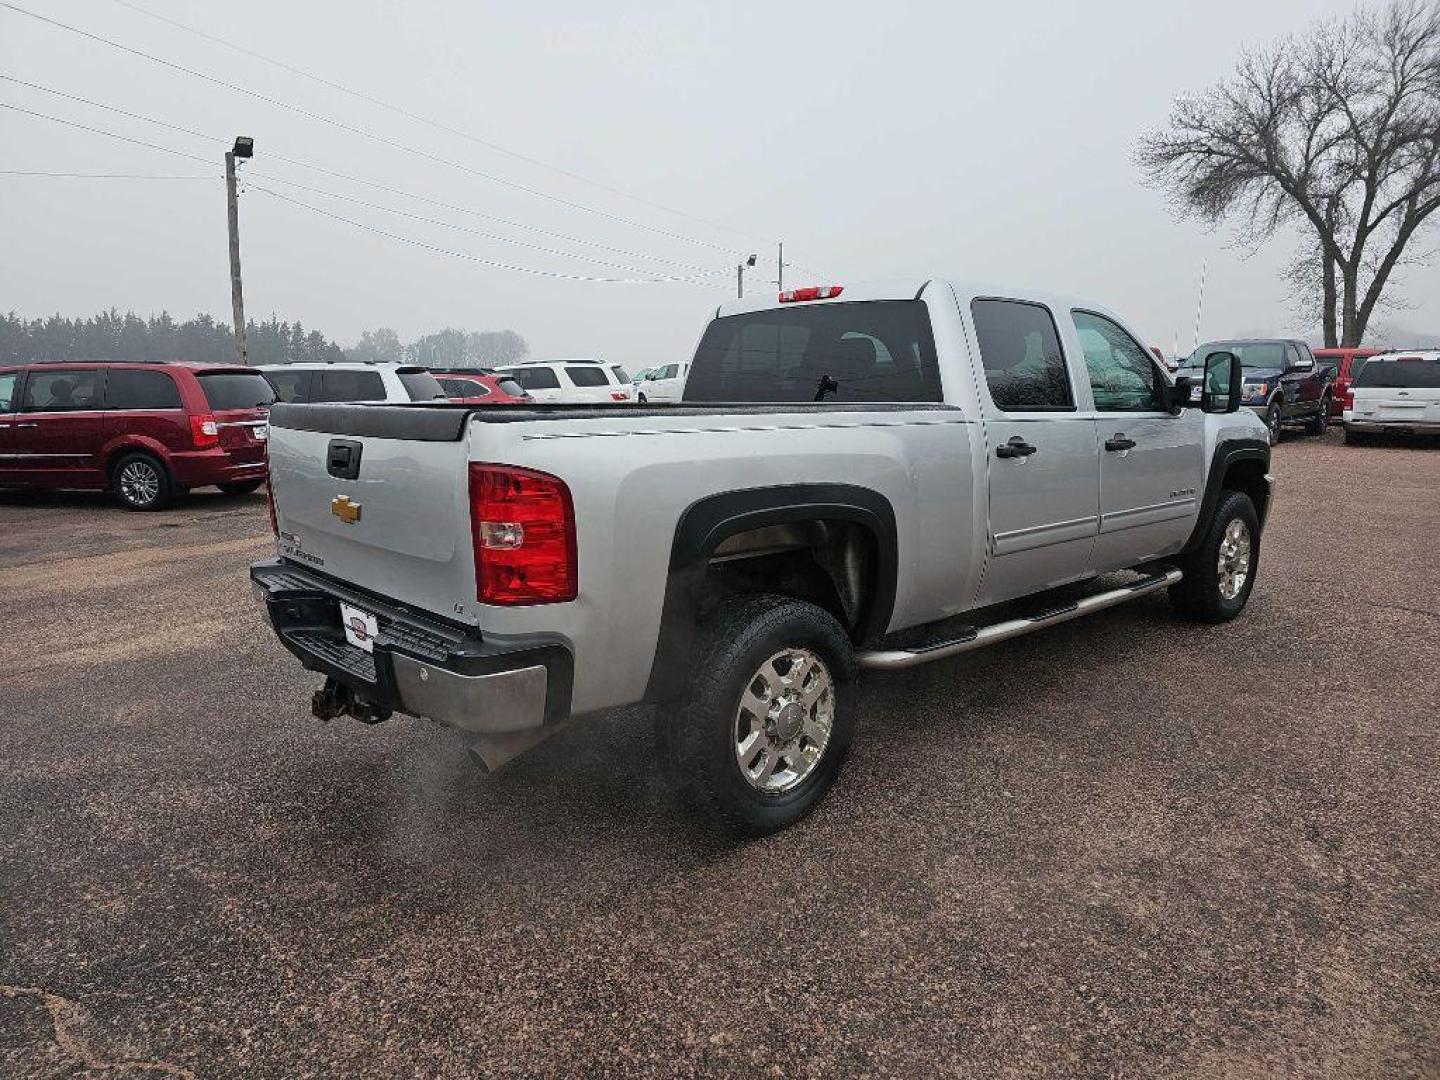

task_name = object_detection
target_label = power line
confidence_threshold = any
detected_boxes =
[0,0,755,259]
[0,100,212,162]
[248,183,723,286]
[2,73,727,272]
[103,0,774,247]
[0,169,214,178]
[245,174,728,279]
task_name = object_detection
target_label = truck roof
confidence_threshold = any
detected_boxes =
[714,278,1117,319]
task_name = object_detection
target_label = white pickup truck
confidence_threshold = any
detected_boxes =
[252,279,1273,834]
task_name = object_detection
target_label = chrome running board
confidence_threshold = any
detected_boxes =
[857,567,1183,671]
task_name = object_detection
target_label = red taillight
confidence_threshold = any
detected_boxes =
[778,285,844,303]
[610,390,628,401]
[189,412,220,449]
[468,464,576,605]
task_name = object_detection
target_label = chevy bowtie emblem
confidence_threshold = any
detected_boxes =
[331,495,361,524]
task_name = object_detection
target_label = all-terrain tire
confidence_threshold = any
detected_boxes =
[1169,490,1261,623]
[659,593,857,836]
[1304,396,1330,435]
[1264,399,1283,445]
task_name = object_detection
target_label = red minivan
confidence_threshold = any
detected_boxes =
[1314,347,1385,419]
[0,360,275,510]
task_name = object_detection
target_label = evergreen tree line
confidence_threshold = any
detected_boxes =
[0,310,344,366]
[0,312,530,369]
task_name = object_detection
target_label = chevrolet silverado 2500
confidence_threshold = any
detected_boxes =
[252,280,1273,834]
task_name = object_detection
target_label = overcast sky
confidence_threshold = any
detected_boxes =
[3,0,1438,365]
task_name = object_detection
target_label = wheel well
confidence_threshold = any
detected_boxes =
[1222,459,1270,524]
[695,520,878,643]
[106,444,164,478]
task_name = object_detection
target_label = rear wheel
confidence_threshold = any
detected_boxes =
[660,594,857,836]
[1304,396,1330,435]
[637,392,648,404]
[111,452,173,511]
[1169,490,1260,622]
[218,479,264,495]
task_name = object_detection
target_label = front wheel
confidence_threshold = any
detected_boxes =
[111,452,173,511]
[1169,490,1260,622]
[1304,396,1330,435]
[637,392,648,404]
[660,594,857,836]
[1264,400,1283,445]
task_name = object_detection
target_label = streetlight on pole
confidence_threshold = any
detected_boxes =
[225,135,253,365]
[737,253,757,298]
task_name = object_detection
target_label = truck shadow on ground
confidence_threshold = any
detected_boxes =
[0,488,263,512]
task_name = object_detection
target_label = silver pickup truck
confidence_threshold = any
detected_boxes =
[252,279,1273,834]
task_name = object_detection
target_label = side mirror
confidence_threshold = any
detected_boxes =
[1201,351,1244,414]
[1289,356,1315,374]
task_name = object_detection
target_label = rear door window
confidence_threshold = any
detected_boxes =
[686,300,943,403]
[196,371,276,410]
[107,369,182,410]
[438,377,489,397]
[1353,357,1440,389]
[398,369,446,401]
[315,369,385,402]
[0,372,17,412]
[22,368,105,411]
[970,299,1074,411]
[506,367,561,391]
[566,365,610,388]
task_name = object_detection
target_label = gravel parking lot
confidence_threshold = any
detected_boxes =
[1,430,1436,1078]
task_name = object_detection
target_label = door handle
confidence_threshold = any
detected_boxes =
[995,436,1038,459]
[1105,434,1137,452]
[16,422,38,429]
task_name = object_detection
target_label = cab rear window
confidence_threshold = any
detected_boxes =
[685,300,943,403]
[196,371,276,410]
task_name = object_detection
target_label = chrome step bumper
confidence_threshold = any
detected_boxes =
[857,567,1183,671]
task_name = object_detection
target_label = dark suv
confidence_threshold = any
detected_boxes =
[1178,339,1333,444]
[0,360,275,510]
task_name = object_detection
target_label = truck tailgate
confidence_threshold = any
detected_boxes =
[267,404,476,624]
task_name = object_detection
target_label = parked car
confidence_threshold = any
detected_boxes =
[1314,347,1385,419]
[635,361,690,403]
[0,359,274,510]
[428,369,531,405]
[1177,338,1332,444]
[1343,350,1440,443]
[495,359,634,404]
[253,278,1272,835]
[259,362,448,405]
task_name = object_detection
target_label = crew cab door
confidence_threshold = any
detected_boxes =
[968,297,1099,606]
[1281,343,1320,418]
[1069,310,1203,572]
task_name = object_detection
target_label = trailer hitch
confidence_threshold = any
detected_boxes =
[311,677,392,725]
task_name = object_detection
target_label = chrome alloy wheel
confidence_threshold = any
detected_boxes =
[733,648,835,794]
[119,460,160,506]
[1217,518,1252,600]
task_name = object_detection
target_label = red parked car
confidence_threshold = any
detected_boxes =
[0,360,275,510]
[429,369,532,405]
[1314,347,1385,419]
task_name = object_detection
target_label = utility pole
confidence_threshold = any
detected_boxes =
[225,136,254,364]
[737,253,757,298]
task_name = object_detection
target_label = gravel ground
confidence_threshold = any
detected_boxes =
[1,429,1437,1078]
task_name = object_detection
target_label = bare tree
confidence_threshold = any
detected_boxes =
[1138,0,1440,346]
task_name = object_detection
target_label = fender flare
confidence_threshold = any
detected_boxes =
[1181,437,1271,554]
[643,483,899,702]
